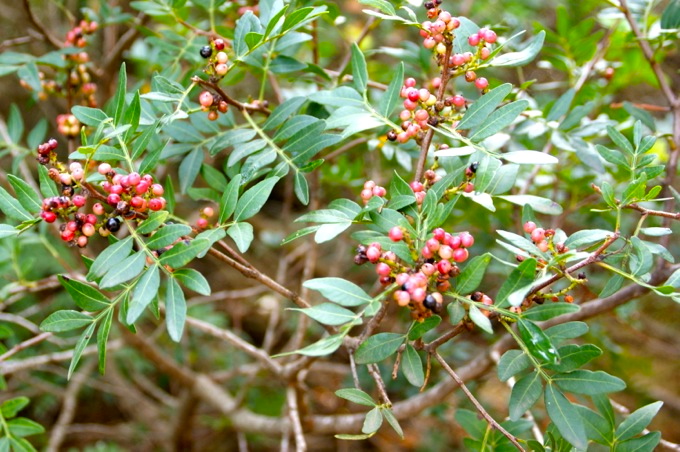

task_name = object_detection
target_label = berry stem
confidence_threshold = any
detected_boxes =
[191,76,271,115]
[414,42,454,182]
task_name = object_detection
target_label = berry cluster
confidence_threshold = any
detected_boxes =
[523,221,562,254]
[36,139,167,247]
[359,180,387,204]
[196,207,214,230]
[64,20,98,48]
[199,38,229,76]
[56,114,82,137]
[198,90,229,121]
[355,226,474,320]
[387,2,500,144]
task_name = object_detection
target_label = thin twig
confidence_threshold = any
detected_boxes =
[287,385,307,452]
[434,352,524,451]
[22,0,62,48]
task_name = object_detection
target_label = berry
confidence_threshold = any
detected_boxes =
[438,245,453,260]
[72,195,86,207]
[82,223,95,237]
[199,91,214,107]
[376,262,391,276]
[98,163,112,175]
[106,217,121,232]
[389,226,404,242]
[395,290,411,307]
[148,198,164,211]
[410,181,424,192]
[453,248,469,263]
[216,52,228,64]
[203,206,214,217]
[93,203,105,215]
[366,245,381,263]
[423,294,437,310]
[214,39,226,50]
[41,211,57,223]
[523,221,537,234]
[437,259,452,275]
[215,63,228,76]
[200,45,212,58]
[107,194,121,206]
[468,34,480,46]
[433,228,446,242]
[197,218,209,229]
[531,228,546,242]
[474,77,489,90]
[460,232,474,248]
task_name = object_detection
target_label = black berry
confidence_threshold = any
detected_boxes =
[106,217,121,232]
[423,294,437,310]
[200,45,212,58]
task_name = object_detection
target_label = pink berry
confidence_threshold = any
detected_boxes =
[389,226,404,242]
[475,77,489,90]
[531,228,546,243]
[395,290,411,306]
[366,246,381,263]
[437,259,452,275]
[93,203,104,215]
[523,221,537,234]
[372,186,386,197]
[426,238,440,252]
[376,262,391,276]
[453,248,469,263]
[107,194,121,206]
[148,198,164,211]
[203,206,214,217]
[199,91,214,107]
[438,245,453,260]
[538,240,549,252]
[72,195,86,207]
[433,228,445,242]
[421,263,435,276]
[82,223,95,237]
[460,232,474,248]
[451,95,465,108]
[468,34,480,46]
[421,246,434,259]
[86,214,97,224]
[404,77,416,88]
[449,235,462,249]
[197,218,209,229]
[410,181,424,192]
[98,163,112,175]
[128,172,141,186]
[77,236,88,248]
[136,182,150,195]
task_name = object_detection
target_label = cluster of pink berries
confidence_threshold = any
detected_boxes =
[97,163,166,214]
[355,225,474,320]
[196,207,214,230]
[36,138,169,247]
[359,180,387,204]
[198,90,229,121]
[199,38,229,75]
[56,114,81,137]
[420,6,460,52]
[64,20,98,48]
[524,221,553,253]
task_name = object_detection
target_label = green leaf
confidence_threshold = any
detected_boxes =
[99,252,146,289]
[491,30,545,67]
[8,437,35,452]
[545,321,589,342]
[159,239,208,269]
[402,344,424,387]
[7,104,23,142]
[607,126,634,156]
[68,322,96,379]
[615,431,661,452]
[457,254,493,296]
[517,319,559,365]
[219,174,241,223]
[0,397,29,418]
[0,186,32,222]
[359,0,396,15]
[290,303,357,326]
[354,332,404,364]
[38,165,58,198]
[72,106,110,127]
[303,277,372,306]
[294,172,309,205]
[165,277,186,342]
[40,310,92,332]
[596,144,629,168]
[136,211,169,235]
[382,407,404,439]
[7,418,45,437]
[281,6,315,33]
[378,62,403,117]
[275,333,344,357]
[544,383,588,449]
[362,406,383,434]
[498,195,563,215]
[577,406,613,445]
[173,268,211,295]
[234,177,279,221]
[408,315,441,340]
[547,88,575,121]
[661,0,680,29]
[447,301,465,325]
[469,100,529,141]
[335,388,376,407]
[497,349,530,381]
[545,344,602,373]
[615,401,663,442]
[59,275,110,311]
[112,62,127,124]
[225,222,253,253]
[96,308,113,374]
[509,371,543,421]
[7,175,41,214]
[502,150,558,165]
[553,370,626,395]
[0,224,18,239]
[457,83,513,130]
[496,258,537,307]
[127,265,160,323]
[564,229,614,249]
[334,433,374,440]
[179,148,203,193]
[468,304,493,334]
[522,303,580,321]
[350,43,368,93]
[88,236,133,280]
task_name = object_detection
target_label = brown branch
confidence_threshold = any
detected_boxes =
[0,35,35,52]
[0,331,54,362]
[527,231,620,297]
[424,323,466,352]
[367,363,391,406]
[624,203,680,220]
[287,385,307,452]
[191,76,271,115]
[22,0,62,48]
[435,352,524,451]
[415,43,454,181]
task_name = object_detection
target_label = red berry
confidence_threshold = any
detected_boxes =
[107,194,121,206]
[460,232,474,248]
[437,259,452,275]
[388,226,404,242]
[148,198,163,211]
[433,228,446,242]
[151,184,164,196]
[61,229,75,242]
[72,195,86,207]
[214,39,225,50]
[453,248,469,263]
[130,196,144,209]
[474,77,489,90]
[523,221,536,234]
[41,211,57,223]
[410,181,424,192]
[468,34,480,46]
[376,262,391,276]
[366,246,381,263]
[196,218,209,229]
[531,228,546,243]
[199,91,214,107]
